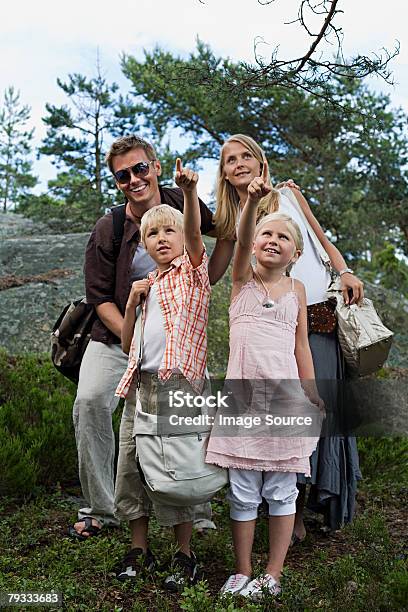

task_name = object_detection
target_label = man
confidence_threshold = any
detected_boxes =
[69,135,215,539]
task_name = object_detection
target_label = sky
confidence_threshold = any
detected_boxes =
[1,0,407,200]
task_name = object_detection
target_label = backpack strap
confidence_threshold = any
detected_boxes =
[111,203,126,261]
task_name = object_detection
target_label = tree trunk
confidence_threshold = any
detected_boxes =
[94,103,102,220]
[2,146,12,212]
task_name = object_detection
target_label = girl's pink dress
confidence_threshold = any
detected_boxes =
[206,278,320,475]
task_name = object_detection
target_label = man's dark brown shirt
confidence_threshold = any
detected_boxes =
[85,186,214,344]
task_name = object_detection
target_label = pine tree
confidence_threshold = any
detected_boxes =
[0,87,37,212]
[39,59,123,229]
[120,42,408,263]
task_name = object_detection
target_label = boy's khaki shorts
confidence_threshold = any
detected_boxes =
[114,372,205,527]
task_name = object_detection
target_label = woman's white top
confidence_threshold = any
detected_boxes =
[141,283,166,372]
[278,191,330,305]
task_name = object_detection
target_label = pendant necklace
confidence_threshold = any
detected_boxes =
[254,270,284,308]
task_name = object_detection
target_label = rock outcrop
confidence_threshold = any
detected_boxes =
[0,211,407,367]
[0,212,88,354]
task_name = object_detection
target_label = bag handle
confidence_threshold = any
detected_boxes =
[279,187,332,270]
[133,299,145,390]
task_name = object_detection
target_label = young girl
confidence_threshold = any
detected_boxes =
[210,134,363,543]
[206,164,323,600]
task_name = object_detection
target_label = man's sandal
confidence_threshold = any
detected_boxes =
[68,517,102,541]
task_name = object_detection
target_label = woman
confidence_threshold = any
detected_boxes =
[210,134,363,540]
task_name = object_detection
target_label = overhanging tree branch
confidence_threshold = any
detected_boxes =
[293,0,341,73]
[191,0,399,101]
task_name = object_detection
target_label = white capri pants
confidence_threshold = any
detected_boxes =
[227,468,298,521]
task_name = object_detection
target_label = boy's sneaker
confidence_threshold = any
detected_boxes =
[163,551,199,592]
[239,573,281,600]
[220,573,251,595]
[116,547,155,581]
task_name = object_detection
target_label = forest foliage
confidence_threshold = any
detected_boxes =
[1,38,407,293]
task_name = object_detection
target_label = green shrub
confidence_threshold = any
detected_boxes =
[0,350,77,496]
[357,437,408,493]
[0,433,39,496]
[358,437,408,477]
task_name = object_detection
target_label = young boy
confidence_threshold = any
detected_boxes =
[114,159,211,591]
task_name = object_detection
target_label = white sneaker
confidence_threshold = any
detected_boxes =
[220,573,251,595]
[239,573,281,600]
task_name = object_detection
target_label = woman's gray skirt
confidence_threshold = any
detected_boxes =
[297,331,362,530]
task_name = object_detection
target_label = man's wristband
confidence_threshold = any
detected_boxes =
[338,267,354,276]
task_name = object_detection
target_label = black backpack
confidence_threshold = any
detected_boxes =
[50,205,126,383]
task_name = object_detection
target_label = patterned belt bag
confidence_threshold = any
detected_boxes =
[307,300,337,333]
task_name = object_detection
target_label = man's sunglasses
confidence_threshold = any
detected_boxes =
[114,160,156,184]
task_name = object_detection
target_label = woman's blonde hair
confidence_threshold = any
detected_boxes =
[140,204,184,247]
[214,134,280,240]
[254,212,304,275]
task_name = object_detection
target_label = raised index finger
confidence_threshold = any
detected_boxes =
[175,158,182,175]
[261,159,269,183]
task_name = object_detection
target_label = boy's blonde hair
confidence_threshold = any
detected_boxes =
[140,204,184,247]
[254,212,304,274]
[214,134,280,240]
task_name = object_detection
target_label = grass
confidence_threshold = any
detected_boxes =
[0,352,407,610]
[0,482,406,611]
